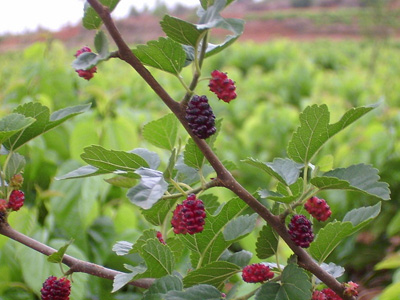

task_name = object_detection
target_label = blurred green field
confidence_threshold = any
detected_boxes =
[0,38,399,299]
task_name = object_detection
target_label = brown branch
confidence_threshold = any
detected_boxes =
[84,1,356,299]
[0,222,154,289]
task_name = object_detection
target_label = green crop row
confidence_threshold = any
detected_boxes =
[0,38,399,299]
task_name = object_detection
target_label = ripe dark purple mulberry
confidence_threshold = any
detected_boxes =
[288,215,314,248]
[209,70,237,103]
[74,46,97,81]
[185,95,216,139]
[171,194,206,235]
[8,190,25,211]
[304,196,332,222]
[41,276,71,300]
[241,263,274,283]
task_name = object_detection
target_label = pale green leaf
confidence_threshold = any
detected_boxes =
[143,114,178,150]
[256,225,278,259]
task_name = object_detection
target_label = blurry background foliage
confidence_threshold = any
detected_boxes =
[0,1,400,299]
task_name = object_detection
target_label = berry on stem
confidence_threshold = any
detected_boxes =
[41,276,71,300]
[241,263,274,283]
[320,288,343,300]
[344,281,359,297]
[185,95,216,139]
[312,290,328,300]
[74,46,97,80]
[209,70,237,103]
[304,196,332,221]
[156,231,166,244]
[8,190,25,211]
[288,214,314,248]
[0,199,7,213]
[171,194,206,235]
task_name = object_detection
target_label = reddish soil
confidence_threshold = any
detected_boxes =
[0,6,397,53]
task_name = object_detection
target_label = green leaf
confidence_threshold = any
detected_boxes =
[4,103,91,151]
[184,138,205,170]
[83,0,120,30]
[133,37,186,75]
[311,164,390,200]
[165,284,223,300]
[47,240,74,263]
[255,264,312,300]
[183,261,240,289]
[143,114,178,150]
[223,214,258,241]
[141,197,178,226]
[0,113,35,144]
[310,203,380,262]
[4,152,26,181]
[256,225,278,259]
[243,157,303,186]
[80,145,148,176]
[225,250,252,268]
[112,265,147,292]
[131,148,161,170]
[56,165,110,180]
[178,197,249,268]
[287,103,377,164]
[127,168,169,209]
[104,175,137,188]
[144,275,183,300]
[374,253,400,270]
[94,30,109,57]
[259,178,303,203]
[164,148,178,180]
[161,15,206,47]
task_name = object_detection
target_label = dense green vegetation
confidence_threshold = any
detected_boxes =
[0,38,399,299]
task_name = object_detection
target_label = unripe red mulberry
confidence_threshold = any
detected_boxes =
[0,199,7,213]
[8,190,25,211]
[304,196,332,222]
[241,263,274,283]
[74,46,97,81]
[321,288,343,300]
[344,281,359,297]
[41,276,71,300]
[171,194,206,235]
[209,70,237,103]
[312,290,327,300]
[185,95,216,139]
[288,215,314,248]
[156,231,166,245]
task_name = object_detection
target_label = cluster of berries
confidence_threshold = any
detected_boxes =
[288,214,314,248]
[185,70,236,139]
[171,194,206,235]
[75,46,97,80]
[305,196,332,222]
[312,282,359,299]
[241,263,274,283]
[0,174,26,217]
[41,276,71,300]
[208,70,237,103]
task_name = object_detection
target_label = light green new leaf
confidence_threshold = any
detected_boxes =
[256,225,278,259]
[178,197,250,268]
[143,114,178,150]
[4,152,26,180]
[310,202,381,262]
[311,164,390,200]
[243,157,303,186]
[255,264,312,300]
[80,145,149,176]
[83,0,120,30]
[0,113,35,144]
[287,103,377,164]
[4,103,91,151]
[161,15,206,47]
[183,261,240,289]
[56,165,110,180]
[133,37,186,75]
[47,240,74,263]
[112,265,147,293]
